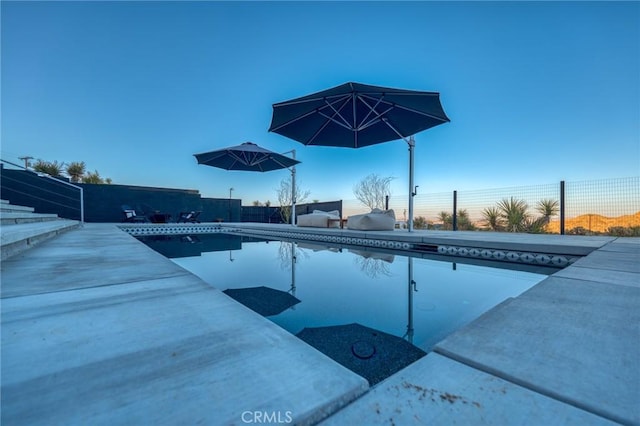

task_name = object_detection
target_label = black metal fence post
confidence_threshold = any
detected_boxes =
[560,180,565,235]
[385,195,389,210]
[452,190,458,231]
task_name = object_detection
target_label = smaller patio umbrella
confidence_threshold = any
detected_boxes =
[223,286,301,317]
[194,142,300,224]
[194,142,299,172]
[296,323,426,385]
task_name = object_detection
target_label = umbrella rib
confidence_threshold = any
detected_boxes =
[273,92,352,108]
[358,92,448,123]
[361,92,449,123]
[356,96,396,131]
[269,109,321,132]
[380,118,410,141]
[305,111,344,144]
[232,151,267,168]
[392,103,451,123]
[359,106,395,131]
[305,96,355,144]
[230,151,250,165]
[356,94,391,129]
[321,95,353,128]
[238,149,297,171]
[270,94,353,135]
[316,110,354,131]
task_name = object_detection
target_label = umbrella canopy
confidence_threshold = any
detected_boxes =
[269,82,449,231]
[194,142,300,224]
[223,285,301,317]
[296,323,426,385]
[194,142,299,172]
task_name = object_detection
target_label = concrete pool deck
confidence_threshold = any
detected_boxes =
[1,223,638,425]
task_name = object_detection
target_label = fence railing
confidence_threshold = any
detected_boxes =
[342,177,640,236]
[1,159,84,223]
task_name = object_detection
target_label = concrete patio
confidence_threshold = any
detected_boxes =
[1,223,638,425]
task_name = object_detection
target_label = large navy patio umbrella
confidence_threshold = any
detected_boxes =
[268,82,449,231]
[194,142,300,224]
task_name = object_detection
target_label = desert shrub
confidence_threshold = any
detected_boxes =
[567,226,596,236]
[606,226,640,237]
[413,216,428,229]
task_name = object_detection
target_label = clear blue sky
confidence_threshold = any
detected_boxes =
[2,1,638,205]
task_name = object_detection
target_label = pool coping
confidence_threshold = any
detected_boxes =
[2,223,638,425]
[119,222,615,268]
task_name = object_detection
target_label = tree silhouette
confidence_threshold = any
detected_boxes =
[353,174,393,210]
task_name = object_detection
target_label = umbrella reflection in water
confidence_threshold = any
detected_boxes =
[296,322,425,386]
[223,286,300,317]
[297,253,424,385]
[224,241,301,317]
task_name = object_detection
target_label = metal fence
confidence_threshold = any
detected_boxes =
[343,177,640,236]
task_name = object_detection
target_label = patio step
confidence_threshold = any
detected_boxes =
[0,200,80,261]
[1,211,60,225]
[0,200,35,213]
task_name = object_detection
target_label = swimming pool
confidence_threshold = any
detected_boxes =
[137,232,547,383]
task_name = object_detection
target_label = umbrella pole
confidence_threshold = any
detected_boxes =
[291,242,297,296]
[291,150,296,226]
[407,256,415,344]
[408,136,415,232]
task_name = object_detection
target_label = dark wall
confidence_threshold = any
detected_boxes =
[79,185,243,222]
[1,165,336,223]
[242,206,284,223]
[1,166,241,222]
[1,167,83,220]
[79,183,203,222]
[201,198,241,222]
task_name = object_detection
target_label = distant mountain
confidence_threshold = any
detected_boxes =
[546,211,640,233]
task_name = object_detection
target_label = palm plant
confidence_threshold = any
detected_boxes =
[523,216,548,233]
[456,209,476,231]
[481,206,503,231]
[66,161,86,183]
[536,199,559,224]
[497,197,529,232]
[83,170,105,184]
[438,211,452,230]
[32,159,65,178]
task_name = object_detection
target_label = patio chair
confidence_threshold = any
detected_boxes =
[177,211,201,223]
[347,208,396,231]
[297,210,342,228]
[121,205,148,223]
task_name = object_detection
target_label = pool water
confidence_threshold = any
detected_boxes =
[139,233,547,352]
